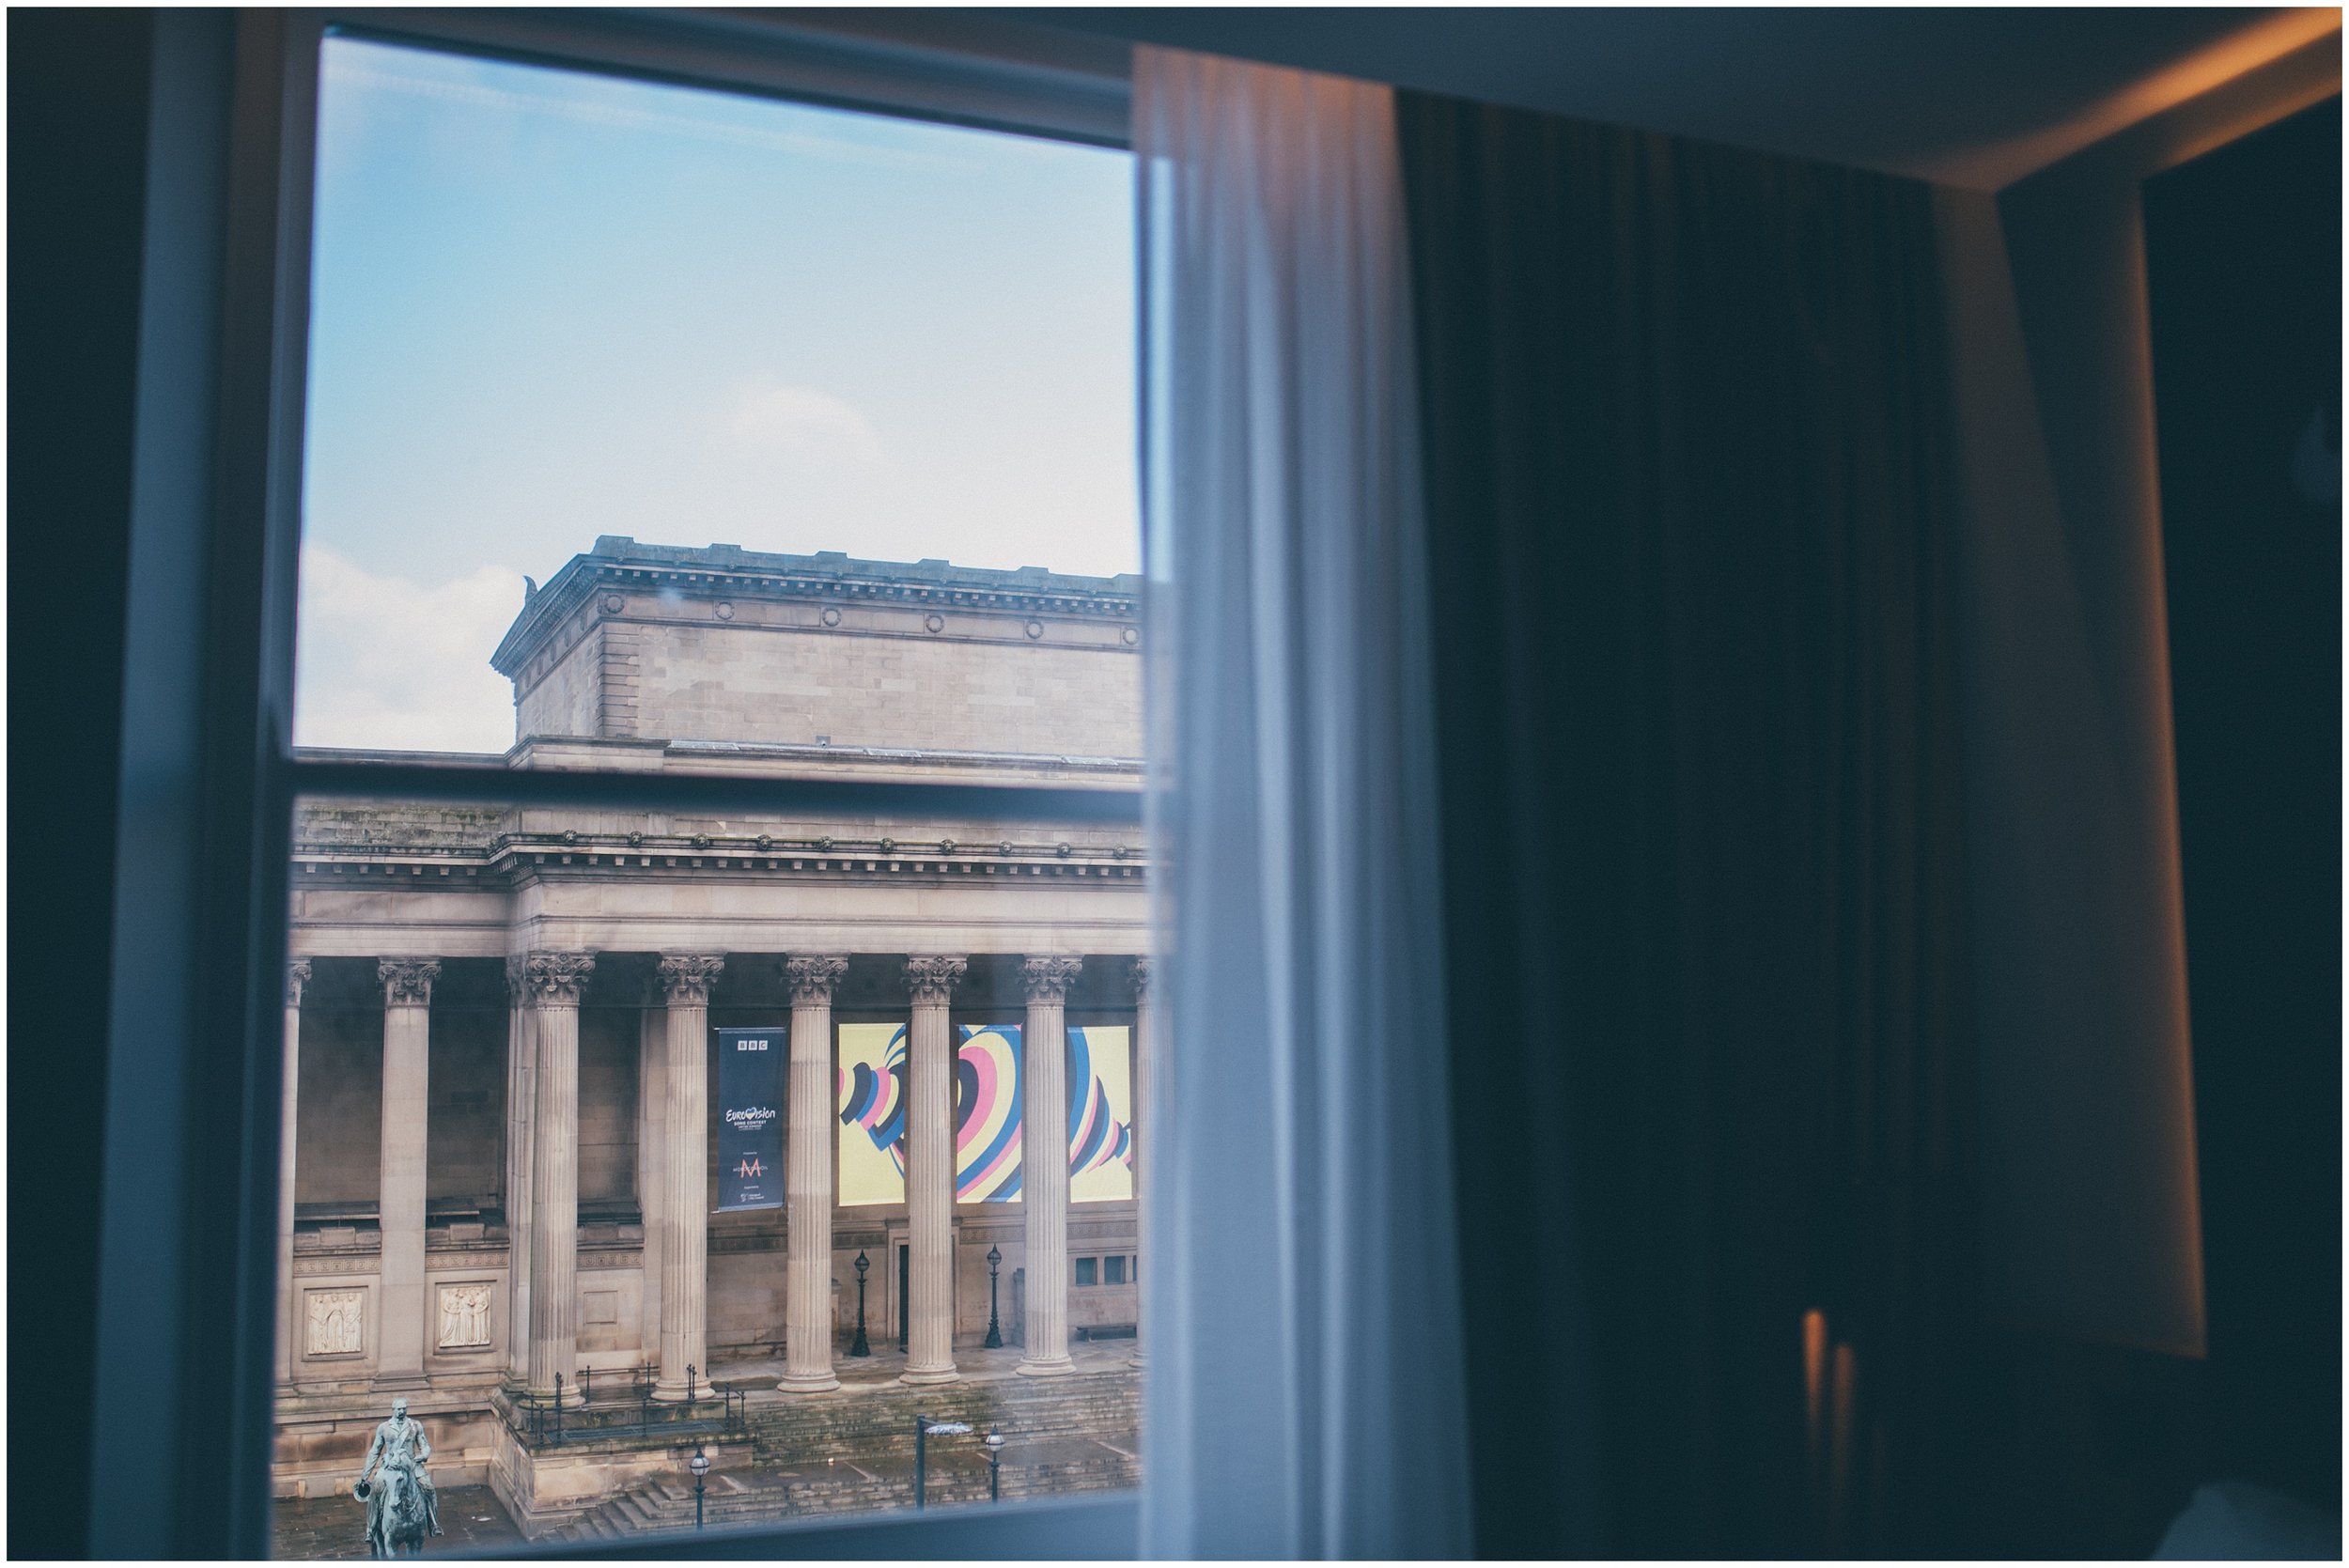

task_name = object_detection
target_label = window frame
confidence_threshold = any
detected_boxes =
[90,8,1143,1557]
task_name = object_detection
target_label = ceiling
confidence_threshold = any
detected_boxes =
[1013,7,2339,188]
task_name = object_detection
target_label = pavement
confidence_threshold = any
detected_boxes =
[272,1485,525,1560]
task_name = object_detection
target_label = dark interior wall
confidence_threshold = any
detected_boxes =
[579,1004,644,1206]
[2144,95,2341,1511]
[292,969,510,1210]
[296,1003,386,1207]
[1935,56,2338,1558]
[1975,150,2209,1362]
[7,10,161,1559]
[427,995,508,1207]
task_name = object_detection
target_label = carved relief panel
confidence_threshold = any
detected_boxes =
[304,1288,365,1357]
[435,1282,493,1350]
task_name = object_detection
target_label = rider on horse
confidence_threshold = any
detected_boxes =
[357,1398,443,1552]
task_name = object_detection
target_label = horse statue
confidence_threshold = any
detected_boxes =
[356,1398,442,1558]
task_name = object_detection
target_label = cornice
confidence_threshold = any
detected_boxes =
[290,830,1151,893]
[493,539,1143,680]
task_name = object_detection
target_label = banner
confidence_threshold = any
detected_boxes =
[836,1023,1135,1206]
[715,1027,784,1211]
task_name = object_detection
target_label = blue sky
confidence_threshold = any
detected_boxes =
[295,36,1136,752]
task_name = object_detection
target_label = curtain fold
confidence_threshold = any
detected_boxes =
[1395,95,1977,1559]
[1133,45,1471,1560]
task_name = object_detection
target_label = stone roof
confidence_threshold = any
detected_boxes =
[491,536,1142,677]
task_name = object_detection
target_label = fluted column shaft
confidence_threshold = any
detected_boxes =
[527,951,595,1401]
[636,989,668,1374]
[902,955,968,1385]
[658,954,723,1399]
[1129,958,1154,1369]
[279,960,311,1389]
[504,957,536,1389]
[1019,955,1083,1376]
[783,955,848,1391]
[377,957,440,1387]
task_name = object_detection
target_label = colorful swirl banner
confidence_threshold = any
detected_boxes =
[955,1025,1025,1201]
[834,1026,909,1177]
[1066,1027,1133,1177]
[836,1023,1134,1200]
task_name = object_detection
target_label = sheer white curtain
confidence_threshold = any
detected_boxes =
[1132,45,1470,1560]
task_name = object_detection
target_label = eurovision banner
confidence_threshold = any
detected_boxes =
[715,1027,784,1211]
[836,1024,1133,1205]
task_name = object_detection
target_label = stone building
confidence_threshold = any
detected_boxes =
[272,538,1153,1528]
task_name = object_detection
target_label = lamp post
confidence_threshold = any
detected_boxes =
[849,1250,871,1358]
[984,1246,1003,1349]
[689,1445,709,1531]
[985,1425,1004,1503]
[912,1415,971,1512]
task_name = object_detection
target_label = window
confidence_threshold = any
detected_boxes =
[1075,1257,1099,1287]
[89,9,1148,1559]
[1105,1255,1128,1286]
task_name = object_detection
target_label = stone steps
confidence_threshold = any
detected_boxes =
[742,1372,1139,1462]
[552,1436,1137,1543]
[543,1460,1139,1542]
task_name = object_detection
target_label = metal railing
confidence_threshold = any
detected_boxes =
[506,1366,747,1448]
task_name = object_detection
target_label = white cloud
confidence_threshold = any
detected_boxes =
[725,378,885,468]
[293,547,525,754]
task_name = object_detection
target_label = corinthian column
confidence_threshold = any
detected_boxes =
[526,950,595,1402]
[1128,957,1154,1370]
[504,956,536,1389]
[1019,955,1084,1377]
[635,983,667,1375]
[278,959,311,1389]
[377,957,441,1389]
[901,955,968,1385]
[657,953,723,1400]
[782,954,848,1392]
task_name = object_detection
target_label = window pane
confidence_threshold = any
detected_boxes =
[275,33,1147,1554]
[276,795,1150,1551]
[296,34,1136,756]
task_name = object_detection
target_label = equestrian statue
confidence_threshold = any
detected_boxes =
[355,1397,443,1558]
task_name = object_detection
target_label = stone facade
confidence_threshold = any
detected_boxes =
[494,537,1144,757]
[274,543,1151,1520]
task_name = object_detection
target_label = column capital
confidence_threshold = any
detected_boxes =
[505,954,528,1003]
[286,958,313,1008]
[1020,955,1084,1003]
[1128,956,1154,1002]
[657,953,726,1005]
[378,957,441,1007]
[785,954,849,1004]
[903,954,969,1005]
[524,950,597,1006]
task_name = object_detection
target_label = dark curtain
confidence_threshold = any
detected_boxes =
[1397,96,1976,1559]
